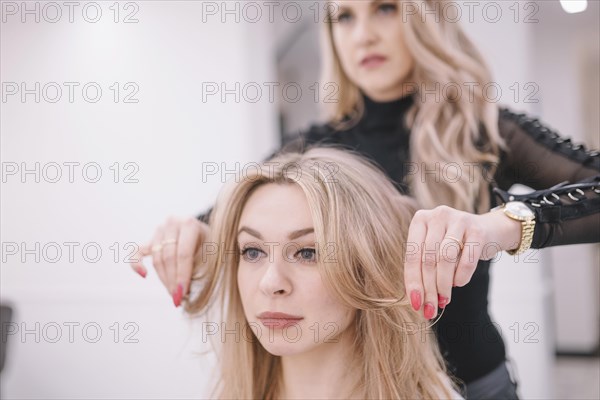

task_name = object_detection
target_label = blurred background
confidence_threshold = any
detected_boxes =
[1,0,598,398]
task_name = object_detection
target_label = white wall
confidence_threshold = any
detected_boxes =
[1,2,278,398]
[530,0,600,354]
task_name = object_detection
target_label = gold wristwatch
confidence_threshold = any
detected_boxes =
[494,201,536,255]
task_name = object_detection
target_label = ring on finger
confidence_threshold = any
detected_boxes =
[152,238,177,253]
[161,238,177,246]
[444,235,464,250]
[151,244,163,252]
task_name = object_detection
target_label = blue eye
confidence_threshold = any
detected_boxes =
[336,11,352,23]
[295,248,317,263]
[377,3,397,15]
[240,247,265,262]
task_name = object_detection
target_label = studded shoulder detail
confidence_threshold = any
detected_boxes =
[499,108,600,171]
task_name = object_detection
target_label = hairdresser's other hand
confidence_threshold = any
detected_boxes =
[403,205,522,320]
[130,216,209,307]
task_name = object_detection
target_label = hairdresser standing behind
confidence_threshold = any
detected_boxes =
[131,1,600,398]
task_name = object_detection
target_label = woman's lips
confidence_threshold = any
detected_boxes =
[257,312,304,329]
[361,55,387,68]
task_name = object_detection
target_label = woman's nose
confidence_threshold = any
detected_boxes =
[353,16,377,46]
[258,256,292,296]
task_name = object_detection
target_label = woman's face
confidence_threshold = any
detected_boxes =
[330,0,414,101]
[237,183,355,356]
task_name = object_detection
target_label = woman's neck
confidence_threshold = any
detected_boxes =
[278,331,359,399]
[361,81,416,103]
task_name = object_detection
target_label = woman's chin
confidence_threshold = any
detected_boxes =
[258,339,312,357]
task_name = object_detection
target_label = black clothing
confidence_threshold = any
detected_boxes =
[200,94,600,384]
[294,94,599,383]
[465,361,519,399]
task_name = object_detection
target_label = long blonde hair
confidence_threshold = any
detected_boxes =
[320,0,505,213]
[185,147,457,399]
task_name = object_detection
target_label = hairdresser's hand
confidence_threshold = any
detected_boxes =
[403,206,521,320]
[130,216,210,307]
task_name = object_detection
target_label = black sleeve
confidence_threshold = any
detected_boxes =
[196,124,332,223]
[493,108,600,248]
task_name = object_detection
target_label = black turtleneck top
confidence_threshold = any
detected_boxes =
[200,94,599,384]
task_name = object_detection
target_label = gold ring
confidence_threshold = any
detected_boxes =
[151,244,163,252]
[161,238,177,246]
[151,238,177,253]
[444,235,464,250]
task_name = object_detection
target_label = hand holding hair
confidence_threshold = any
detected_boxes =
[129,217,209,307]
[404,205,522,319]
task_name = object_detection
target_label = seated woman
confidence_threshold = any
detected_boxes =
[184,147,463,399]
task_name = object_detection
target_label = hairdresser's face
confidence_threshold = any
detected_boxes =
[331,0,414,101]
[237,184,354,356]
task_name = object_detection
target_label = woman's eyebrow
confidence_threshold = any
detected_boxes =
[237,227,314,240]
[288,228,314,240]
[335,1,353,14]
[238,226,263,239]
[370,0,390,9]
[337,4,350,13]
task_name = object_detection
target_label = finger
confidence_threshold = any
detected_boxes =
[129,243,151,278]
[436,230,465,308]
[404,211,427,312]
[161,220,180,296]
[177,219,206,298]
[150,227,169,290]
[453,231,484,288]
[422,223,445,320]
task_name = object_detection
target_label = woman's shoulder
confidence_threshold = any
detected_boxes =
[281,122,340,153]
[303,121,339,143]
[496,106,556,143]
[496,106,599,169]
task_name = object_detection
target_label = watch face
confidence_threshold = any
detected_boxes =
[505,201,534,219]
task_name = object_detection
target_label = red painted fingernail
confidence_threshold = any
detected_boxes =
[410,290,422,311]
[173,284,183,307]
[135,266,147,278]
[438,295,448,309]
[424,303,435,320]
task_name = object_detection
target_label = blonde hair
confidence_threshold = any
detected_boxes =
[185,147,457,399]
[320,0,506,213]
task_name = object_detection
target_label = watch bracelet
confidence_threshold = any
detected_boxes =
[506,220,535,255]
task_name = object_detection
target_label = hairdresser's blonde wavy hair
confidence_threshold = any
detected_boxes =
[185,147,457,399]
[321,0,505,213]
